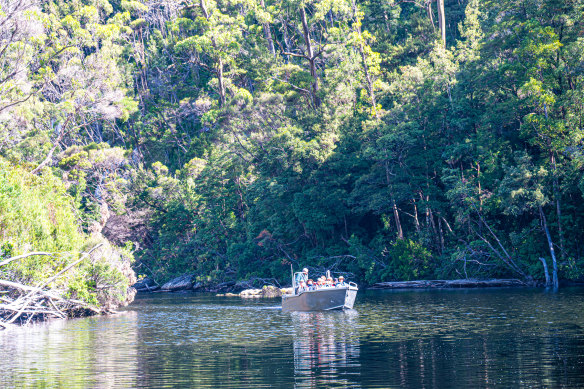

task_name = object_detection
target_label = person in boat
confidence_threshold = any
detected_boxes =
[296,268,308,284]
[307,279,315,290]
[295,268,309,293]
[336,276,347,287]
[297,280,308,293]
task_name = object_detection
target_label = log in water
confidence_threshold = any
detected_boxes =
[370,278,528,289]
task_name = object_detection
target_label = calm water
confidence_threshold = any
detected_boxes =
[1,288,583,388]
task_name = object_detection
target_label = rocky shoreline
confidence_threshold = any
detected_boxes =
[133,275,560,298]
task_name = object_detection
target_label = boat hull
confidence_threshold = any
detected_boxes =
[282,287,357,312]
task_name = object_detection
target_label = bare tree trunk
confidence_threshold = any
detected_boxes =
[550,153,565,260]
[299,7,320,107]
[539,257,551,287]
[351,0,378,117]
[426,0,435,31]
[217,58,226,106]
[31,114,73,174]
[199,0,209,19]
[437,0,446,47]
[539,206,559,289]
[438,213,444,253]
[260,0,276,56]
[393,200,404,240]
[413,197,421,233]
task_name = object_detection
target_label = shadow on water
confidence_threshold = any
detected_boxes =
[0,288,583,388]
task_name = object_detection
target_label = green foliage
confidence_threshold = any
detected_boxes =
[2,0,584,288]
[0,158,133,307]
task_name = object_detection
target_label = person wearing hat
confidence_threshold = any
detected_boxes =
[336,276,347,287]
[295,268,309,293]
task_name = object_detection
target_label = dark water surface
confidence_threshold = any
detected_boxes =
[1,288,584,388]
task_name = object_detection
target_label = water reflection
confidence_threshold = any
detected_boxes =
[0,312,139,388]
[292,311,360,388]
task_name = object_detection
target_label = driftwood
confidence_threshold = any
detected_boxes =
[0,244,104,328]
[369,279,528,289]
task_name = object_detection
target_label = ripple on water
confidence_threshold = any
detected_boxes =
[1,288,584,388]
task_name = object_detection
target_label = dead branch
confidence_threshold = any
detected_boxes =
[0,243,104,327]
[0,252,53,267]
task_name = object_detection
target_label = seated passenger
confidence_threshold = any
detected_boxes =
[326,277,334,287]
[336,276,347,287]
[307,279,315,290]
[297,280,307,293]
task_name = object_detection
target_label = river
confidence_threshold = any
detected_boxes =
[1,288,583,388]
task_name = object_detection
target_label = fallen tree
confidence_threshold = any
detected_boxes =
[369,279,528,289]
[0,244,107,329]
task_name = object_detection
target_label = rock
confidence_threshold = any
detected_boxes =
[192,282,203,291]
[239,288,263,298]
[224,293,239,297]
[280,287,293,295]
[261,285,282,298]
[239,285,282,298]
[161,274,197,292]
[133,277,160,292]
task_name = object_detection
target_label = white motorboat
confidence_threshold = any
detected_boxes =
[282,271,358,312]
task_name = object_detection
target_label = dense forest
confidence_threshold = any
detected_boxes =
[1,0,583,293]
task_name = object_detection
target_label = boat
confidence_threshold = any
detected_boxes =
[282,271,358,312]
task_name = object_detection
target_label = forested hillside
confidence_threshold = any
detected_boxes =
[1,0,583,287]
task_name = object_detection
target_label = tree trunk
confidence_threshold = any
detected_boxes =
[200,0,209,19]
[550,153,565,260]
[413,197,420,233]
[299,7,320,107]
[437,0,446,47]
[426,0,435,31]
[351,0,378,117]
[438,213,444,253]
[31,114,73,175]
[260,0,276,56]
[217,58,226,106]
[539,206,559,289]
[393,200,404,240]
[539,257,551,287]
